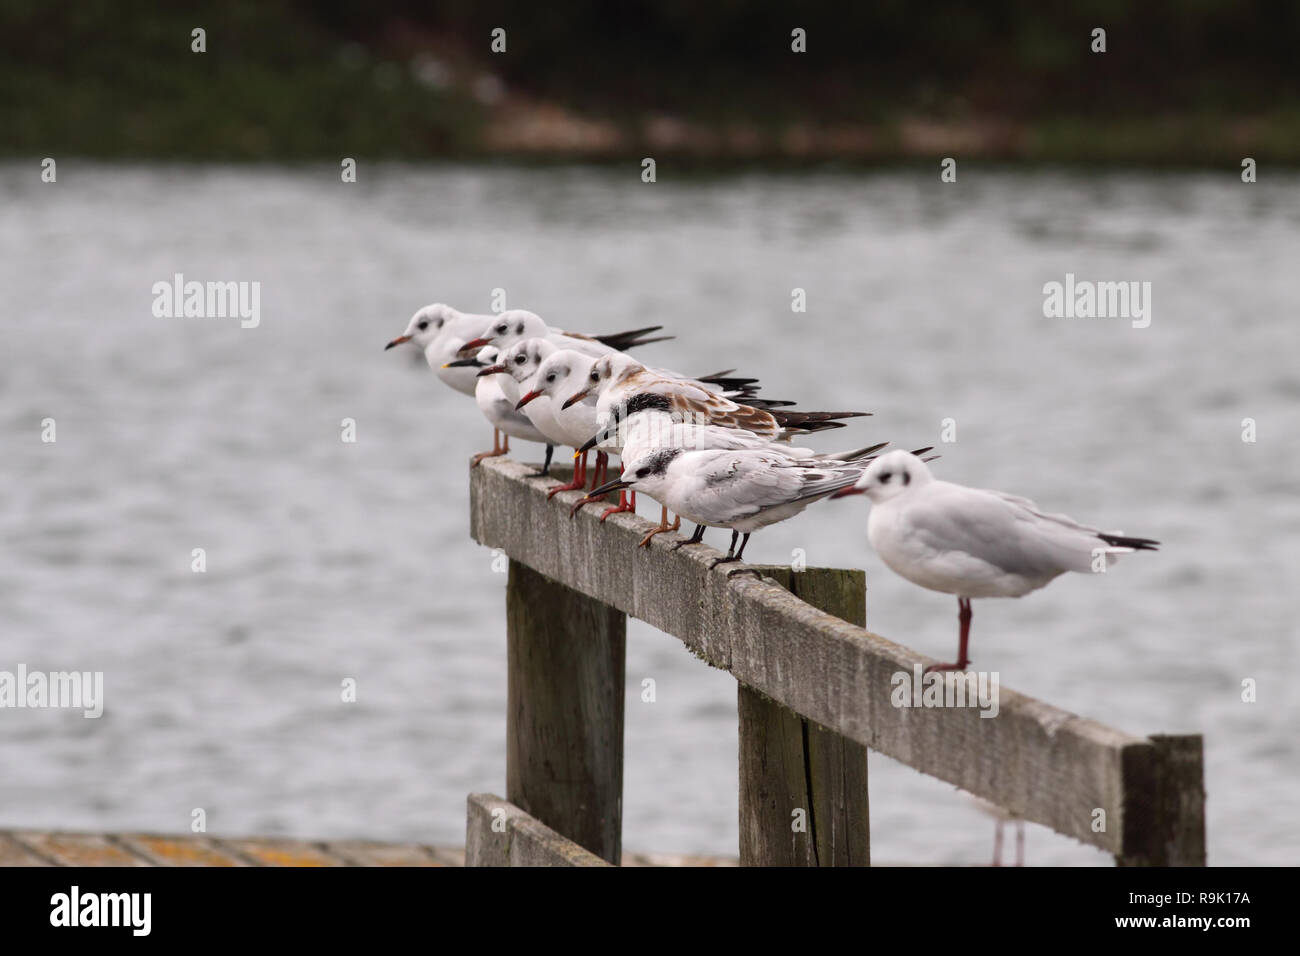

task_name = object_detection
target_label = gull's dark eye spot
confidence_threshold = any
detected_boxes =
[635,466,650,479]
[590,371,599,382]
[514,354,526,364]
[545,373,556,383]
[879,471,892,484]
[495,323,507,335]
[416,320,429,330]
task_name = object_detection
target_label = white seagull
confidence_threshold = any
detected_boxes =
[459,309,671,362]
[565,353,865,447]
[576,403,894,546]
[585,446,884,574]
[443,345,554,469]
[509,345,612,499]
[852,451,1159,672]
[384,303,494,396]
[515,345,771,519]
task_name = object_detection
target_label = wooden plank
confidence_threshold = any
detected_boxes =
[117,833,250,867]
[0,833,52,866]
[1117,734,1207,866]
[469,457,1189,858]
[214,837,351,867]
[466,793,612,867]
[13,832,151,867]
[505,559,626,864]
[738,567,870,866]
[323,841,448,867]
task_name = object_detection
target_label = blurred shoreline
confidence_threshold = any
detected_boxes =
[5,3,1298,167]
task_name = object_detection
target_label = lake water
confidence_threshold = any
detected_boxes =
[2,163,1296,865]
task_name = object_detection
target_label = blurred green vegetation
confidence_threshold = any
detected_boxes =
[2,0,1298,162]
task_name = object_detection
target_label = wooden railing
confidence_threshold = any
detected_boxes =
[463,458,1206,867]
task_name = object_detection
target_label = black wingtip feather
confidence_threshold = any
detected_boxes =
[697,376,761,392]
[792,420,848,434]
[1098,532,1160,551]
[769,409,873,427]
[593,327,674,351]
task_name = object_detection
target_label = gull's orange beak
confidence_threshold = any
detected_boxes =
[829,486,866,499]
[384,334,412,351]
[458,337,493,355]
[515,389,544,410]
[475,364,508,377]
[561,388,591,410]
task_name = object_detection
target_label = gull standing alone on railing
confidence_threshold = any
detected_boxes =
[850,450,1159,672]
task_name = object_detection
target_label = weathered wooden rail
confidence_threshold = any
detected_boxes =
[466,458,1206,867]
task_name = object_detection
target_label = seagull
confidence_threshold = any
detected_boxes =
[514,345,774,519]
[585,446,884,575]
[508,345,610,499]
[578,403,893,546]
[452,310,670,466]
[459,309,672,362]
[565,354,868,447]
[581,402,887,461]
[442,345,554,470]
[383,303,494,396]
[563,358,870,536]
[852,451,1159,672]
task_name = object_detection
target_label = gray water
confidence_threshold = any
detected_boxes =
[2,163,1297,865]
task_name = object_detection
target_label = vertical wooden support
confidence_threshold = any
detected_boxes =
[1116,734,1206,866]
[738,567,870,866]
[505,560,626,865]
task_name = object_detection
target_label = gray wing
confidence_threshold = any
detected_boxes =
[696,453,862,520]
[903,483,1107,576]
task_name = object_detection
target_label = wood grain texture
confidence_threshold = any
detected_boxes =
[470,458,1206,861]
[739,567,869,866]
[466,793,612,867]
[506,559,626,864]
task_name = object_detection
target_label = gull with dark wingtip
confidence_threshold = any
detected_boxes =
[583,445,889,575]
[851,450,1159,673]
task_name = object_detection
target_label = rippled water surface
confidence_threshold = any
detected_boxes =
[2,164,1297,864]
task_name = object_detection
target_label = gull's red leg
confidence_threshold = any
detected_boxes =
[589,452,609,492]
[570,456,613,518]
[924,597,973,674]
[548,450,587,497]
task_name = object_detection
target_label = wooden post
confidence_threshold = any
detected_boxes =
[1116,734,1206,866]
[505,559,626,865]
[738,567,870,866]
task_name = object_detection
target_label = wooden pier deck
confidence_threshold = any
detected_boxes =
[0,829,735,867]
